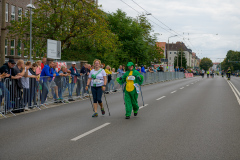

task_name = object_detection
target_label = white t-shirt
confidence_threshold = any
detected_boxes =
[21,68,29,89]
[89,69,106,87]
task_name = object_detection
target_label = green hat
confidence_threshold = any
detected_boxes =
[127,62,134,67]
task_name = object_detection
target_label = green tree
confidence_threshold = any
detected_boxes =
[174,51,187,69]
[221,50,240,71]
[106,9,163,68]
[7,0,119,65]
[200,57,213,71]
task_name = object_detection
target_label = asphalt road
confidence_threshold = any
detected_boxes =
[1,75,240,160]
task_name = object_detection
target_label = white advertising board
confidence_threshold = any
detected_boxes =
[47,39,61,59]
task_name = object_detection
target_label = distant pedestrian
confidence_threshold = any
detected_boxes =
[227,67,231,80]
[207,70,210,78]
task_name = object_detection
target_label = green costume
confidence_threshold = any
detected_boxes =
[116,62,144,117]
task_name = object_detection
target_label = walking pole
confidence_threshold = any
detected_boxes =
[103,93,110,116]
[122,84,125,105]
[88,87,94,112]
[138,77,144,106]
[139,84,144,107]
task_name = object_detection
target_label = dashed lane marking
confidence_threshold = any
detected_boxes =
[71,123,111,141]
[186,85,189,86]
[156,96,166,100]
[171,90,177,94]
[139,104,149,109]
[180,87,184,89]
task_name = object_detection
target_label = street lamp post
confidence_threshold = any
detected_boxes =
[167,35,177,71]
[27,1,36,61]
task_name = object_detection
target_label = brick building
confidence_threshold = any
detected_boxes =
[0,0,37,65]
[156,42,166,57]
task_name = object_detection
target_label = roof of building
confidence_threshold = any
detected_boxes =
[166,41,188,51]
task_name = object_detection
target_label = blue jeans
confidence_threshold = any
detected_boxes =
[68,83,75,97]
[59,85,67,99]
[0,82,11,110]
[109,80,115,90]
[41,82,49,104]
[23,88,30,108]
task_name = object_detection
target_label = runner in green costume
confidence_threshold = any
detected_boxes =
[116,62,144,119]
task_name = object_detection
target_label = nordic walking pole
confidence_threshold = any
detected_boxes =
[139,84,144,107]
[138,77,144,106]
[104,93,110,116]
[122,84,125,105]
[87,86,94,112]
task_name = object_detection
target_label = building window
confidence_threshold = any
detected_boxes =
[25,9,29,17]
[6,3,9,22]
[11,5,15,21]
[174,52,176,54]
[23,43,28,58]
[18,40,21,56]
[18,8,22,21]
[170,52,171,54]
[11,40,15,55]
[5,39,8,56]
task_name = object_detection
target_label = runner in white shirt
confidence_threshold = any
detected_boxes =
[86,59,107,117]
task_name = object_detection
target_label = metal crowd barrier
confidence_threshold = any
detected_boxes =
[0,72,184,117]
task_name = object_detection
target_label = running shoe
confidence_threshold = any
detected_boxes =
[92,112,98,117]
[101,108,105,115]
[134,112,138,116]
[125,116,130,119]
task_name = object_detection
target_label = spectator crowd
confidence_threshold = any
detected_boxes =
[0,58,187,114]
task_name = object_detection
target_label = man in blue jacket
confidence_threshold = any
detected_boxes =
[141,65,146,73]
[68,62,80,101]
[40,61,56,104]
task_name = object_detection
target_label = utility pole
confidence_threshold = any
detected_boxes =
[1,0,6,66]
[177,50,178,67]
[30,0,33,61]
[181,42,183,68]
[167,35,177,72]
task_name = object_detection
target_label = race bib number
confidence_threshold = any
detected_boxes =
[127,76,135,81]
[93,79,102,85]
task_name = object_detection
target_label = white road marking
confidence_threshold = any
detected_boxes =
[180,87,184,89]
[171,90,177,94]
[191,83,194,84]
[71,123,111,141]
[139,104,148,109]
[229,81,240,98]
[156,96,166,100]
[186,85,189,86]
[227,81,240,105]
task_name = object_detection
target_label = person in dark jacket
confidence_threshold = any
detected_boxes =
[0,60,18,111]
[80,63,90,95]
[68,62,80,101]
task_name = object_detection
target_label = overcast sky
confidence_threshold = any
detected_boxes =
[99,0,240,62]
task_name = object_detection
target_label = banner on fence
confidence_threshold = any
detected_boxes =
[185,73,193,78]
